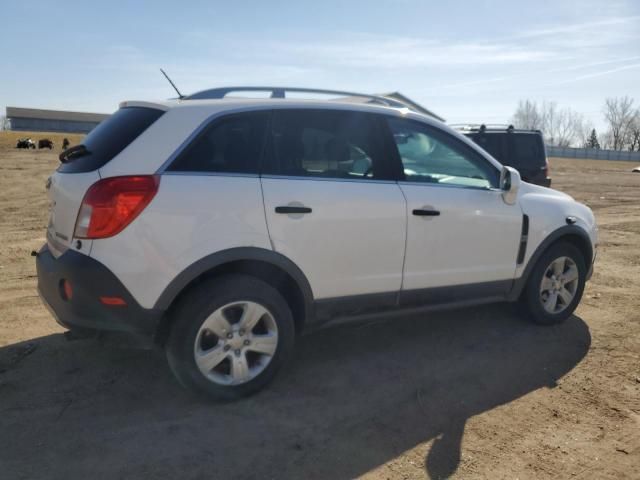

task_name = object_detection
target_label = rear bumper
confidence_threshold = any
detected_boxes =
[36,244,163,337]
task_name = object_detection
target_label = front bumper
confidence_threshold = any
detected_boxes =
[36,244,163,337]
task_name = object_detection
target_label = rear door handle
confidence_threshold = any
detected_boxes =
[412,209,440,217]
[275,206,312,214]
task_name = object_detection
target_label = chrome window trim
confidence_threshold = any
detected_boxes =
[161,171,259,178]
[397,180,502,193]
[260,174,396,185]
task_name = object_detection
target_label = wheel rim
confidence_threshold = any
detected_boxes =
[193,301,278,386]
[539,256,579,314]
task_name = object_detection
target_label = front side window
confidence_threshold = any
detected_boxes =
[388,118,499,189]
[168,111,269,173]
[263,109,388,180]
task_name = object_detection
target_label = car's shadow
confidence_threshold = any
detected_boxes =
[0,304,590,480]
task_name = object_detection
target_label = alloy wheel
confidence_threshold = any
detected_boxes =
[193,301,278,385]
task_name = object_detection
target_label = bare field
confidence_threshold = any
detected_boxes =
[0,140,639,479]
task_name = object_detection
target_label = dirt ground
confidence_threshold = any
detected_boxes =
[0,134,639,479]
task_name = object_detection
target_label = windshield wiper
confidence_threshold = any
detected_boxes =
[59,144,91,163]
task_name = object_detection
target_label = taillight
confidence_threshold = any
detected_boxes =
[544,159,550,177]
[74,175,159,239]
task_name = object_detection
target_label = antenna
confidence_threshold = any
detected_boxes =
[160,68,184,99]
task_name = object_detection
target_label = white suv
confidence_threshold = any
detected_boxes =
[36,87,597,400]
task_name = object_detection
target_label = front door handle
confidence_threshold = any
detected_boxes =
[412,209,440,217]
[275,206,312,214]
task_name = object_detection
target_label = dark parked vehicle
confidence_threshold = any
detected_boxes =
[16,138,36,149]
[38,139,54,149]
[453,124,551,187]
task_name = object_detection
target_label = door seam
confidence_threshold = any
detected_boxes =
[396,182,409,306]
[259,178,276,251]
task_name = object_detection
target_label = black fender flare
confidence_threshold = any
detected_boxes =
[507,225,593,301]
[153,247,315,321]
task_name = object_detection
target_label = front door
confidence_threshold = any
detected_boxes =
[385,117,522,297]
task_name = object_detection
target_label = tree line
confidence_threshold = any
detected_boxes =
[511,96,640,151]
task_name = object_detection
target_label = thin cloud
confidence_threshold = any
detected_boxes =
[552,62,640,85]
[269,35,561,68]
[514,15,640,39]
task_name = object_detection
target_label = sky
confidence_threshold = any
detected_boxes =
[1,0,638,130]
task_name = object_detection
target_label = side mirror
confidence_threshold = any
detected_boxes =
[500,166,521,205]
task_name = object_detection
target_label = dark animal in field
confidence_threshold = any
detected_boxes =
[38,139,54,149]
[16,138,36,149]
[62,138,70,150]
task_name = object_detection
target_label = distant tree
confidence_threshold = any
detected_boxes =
[512,100,541,130]
[0,115,10,131]
[602,96,636,151]
[585,129,600,149]
[513,100,585,147]
[629,116,640,152]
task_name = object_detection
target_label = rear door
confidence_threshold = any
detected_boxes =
[386,118,522,299]
[260,109,406,301]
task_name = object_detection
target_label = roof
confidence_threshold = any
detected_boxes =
[123,87,445,122]
[120,98,413,116]
[332,91,445,122]
[6,107,110,123]
[378,92,445,122]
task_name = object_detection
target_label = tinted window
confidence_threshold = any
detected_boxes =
[388,118,499,189]
[466,132,545,169]
[466,133,507,164]
[263,110,389,180]
[510,133,545,168]
[58,107,164,173]
[168,111,269,174]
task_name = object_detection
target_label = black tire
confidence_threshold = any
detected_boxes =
[520,242,587,325]
[166,274,295,400]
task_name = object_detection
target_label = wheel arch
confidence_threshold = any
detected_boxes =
[508,225,593,301]
[153,247,314,343]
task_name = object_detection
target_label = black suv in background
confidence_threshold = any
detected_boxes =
[453,125,551,187]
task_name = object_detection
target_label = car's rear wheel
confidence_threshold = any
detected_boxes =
[166,274,295,400]
[520,242,587,325]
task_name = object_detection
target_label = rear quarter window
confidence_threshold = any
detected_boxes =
[167,111,269,174]
[57,107,164,173]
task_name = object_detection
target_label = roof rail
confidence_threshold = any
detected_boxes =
[449,123,514,130]
[449,123,544,133]
[185,86,409,109]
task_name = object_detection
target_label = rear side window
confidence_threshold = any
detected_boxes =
[168,111,269,174]
[262,109,391,180]
[57,107,164,173]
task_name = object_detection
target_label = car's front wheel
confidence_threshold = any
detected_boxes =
[520,242,587,325]
[166,274,295,400]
